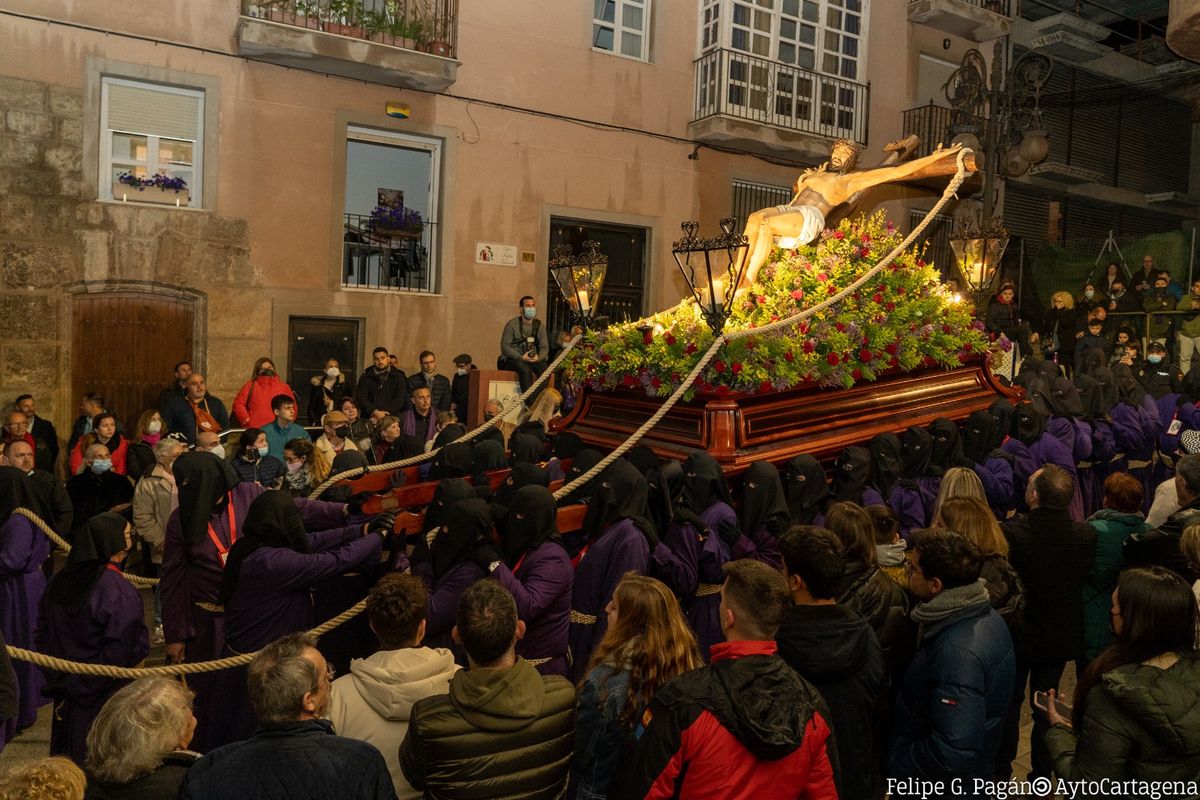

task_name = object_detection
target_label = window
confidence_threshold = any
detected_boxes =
[717,0,865,79]
[342,126,442,293]
[100,77,204,207]
[593,0,651,60]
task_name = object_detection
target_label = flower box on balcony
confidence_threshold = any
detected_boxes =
[373,223,423,239]
[111,182,190,207]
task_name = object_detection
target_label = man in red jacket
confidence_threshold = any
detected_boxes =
[619,559,839,800]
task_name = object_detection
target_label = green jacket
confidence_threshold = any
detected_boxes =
[1144,290,1174,338]
[1081,510,1147,663]
[1044,654,1200,793]
[399,657,575,800]
[1177,294,1200,338]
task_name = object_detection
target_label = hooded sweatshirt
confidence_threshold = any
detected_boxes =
[328,647,460,798]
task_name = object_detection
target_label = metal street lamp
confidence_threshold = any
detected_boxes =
[549,240,608,332]
[671,217,750,335]
[949,215,1009,300]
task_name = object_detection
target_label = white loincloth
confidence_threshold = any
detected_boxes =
[771,205,826,245]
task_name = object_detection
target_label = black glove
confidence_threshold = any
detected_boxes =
[716,519,742,547]
[410,531,432,566]
[366,511,397,537]
[469,543,504,573]
[347,493,371,516]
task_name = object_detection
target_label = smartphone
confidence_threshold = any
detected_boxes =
[1032,690,1072,718]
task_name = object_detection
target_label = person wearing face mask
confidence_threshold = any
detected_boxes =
[1106,277,1139,317]
[281,439,317,497]
[1074,281,1105,324]
[312,411,359,483]
[499,295,550,398]
[36,513,149,763]
[309,358,354,424]
[1137,341,1183,400]
[126,409,168,481]
[448,353,476,425]
[65,443,134,537]
[230,427,286,487]
[233,356,298,429]
[133,436,187,644]
[69,412,129,477]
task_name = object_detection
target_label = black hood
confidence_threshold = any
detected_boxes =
[551,431,585,460]
[831,446,871,504]
[424,478,476,534]
[471,440,507,473]
[220,490,310,604]
[509,433,545,466]
[961,410,997,465]
[433,497,492,582]
[430,442,474,480]
[1047,377,1085,419]
[1092,368,1118,411]
[927,418,967,476]
[501,484,559,565]
[494,461,549,508]
[776,604,879,682]
[988,399,1016,448]
[562,448,604,504]
[173,452,241,544]
[740,461,791,537]
[582,458,656,541]
[785,455,830,524]
[1073,374,1102,421]
[45,511,128,612]
[1014,401,1047,446]
[899,426,932,483]
[867,433,902,499]
[1115,365,1146,407]
[681,451,732,514]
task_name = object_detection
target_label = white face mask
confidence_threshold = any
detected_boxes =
[147,420,162,434]
[325,367,339,378]
[206,444,225,459]
[456,367,468,376]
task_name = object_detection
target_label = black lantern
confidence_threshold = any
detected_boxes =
[549,240,608,331]
[949,215,1009,300]
[671,218,750,334]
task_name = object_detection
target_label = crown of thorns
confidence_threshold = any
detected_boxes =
[831,139,862,158]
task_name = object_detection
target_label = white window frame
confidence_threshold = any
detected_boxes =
[344,125,443,294]
[707,0,868,80]
[99,77,205,208]
[592,0,652,62]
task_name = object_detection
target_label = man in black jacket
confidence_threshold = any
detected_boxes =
[355,347,408,421]
[1125,452,1200,583]
[996,465,1096,781]
[180,633,396,800]
[777,526,884,800]
[15,394,58,473]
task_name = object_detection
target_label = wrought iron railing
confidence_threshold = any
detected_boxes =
[242,0,457,58]
[342,213,438,293]
[693,48,869,144]
[901,102,987,158]
[547,285,643,337]
[906,0,1010,14]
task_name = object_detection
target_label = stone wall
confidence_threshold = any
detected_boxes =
[0,75,263,437]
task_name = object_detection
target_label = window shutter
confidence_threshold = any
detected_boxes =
[106,82,200,141]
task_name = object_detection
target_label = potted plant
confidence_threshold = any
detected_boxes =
[367,204,423,237]
[324,0,365,38]
[291,0,323,28]
[419,0,452,57]
[112,172,190,206]
[361,7,390,41]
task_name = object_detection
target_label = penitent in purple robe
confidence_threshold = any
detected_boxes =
[887,483,929,541]
[36,567,148,764]
[212,525,382,749]
[652,521,700,597]
[159,482,349,752]
[1112,402,1158,514]
[687,502,736,659]
[414,560,486,653]
[972,457,1015,519]
[0,515,49,747]
[729,523,783,568]
[1026,433,1082,518]
[568,518,650,682]
[494,540,573,677]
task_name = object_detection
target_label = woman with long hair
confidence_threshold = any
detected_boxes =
[1044,566,1200,782]
[125,409,167,481]
[934,496,1023,628]
[232,356,297,429]
[929,465,988,526]
[573,573,702,800]
[230,427,285,488]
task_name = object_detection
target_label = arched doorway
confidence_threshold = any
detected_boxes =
[71,291,196,431]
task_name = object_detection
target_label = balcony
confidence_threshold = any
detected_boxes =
[900,102,983,191]
[343,213,438,293]
[906,0,1010,43]
[690,48,868,162]
[237,0,458,92]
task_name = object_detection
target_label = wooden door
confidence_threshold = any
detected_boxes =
[71,293,195,431]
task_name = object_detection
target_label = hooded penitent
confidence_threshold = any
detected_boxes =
[1014,401,1048,446]
[740,462,791,537]
[172,452,240,545]
[582,458,656,542]
[927,418,968,476]
[785,455,830,524]
[494,462,549,509]
[961,410,998,465]
[899,426,933,486]
[867,433,902,500]
[501,485,560,565]
[831,446,872,504]
[218,490,310,605]
[1048,377,1085,419]
[988,399,1017,448]
[432,497,492,583]
[45,512,129,613]
[509,434,544,467]
[680,451,732,515]
[423,478,476,535]
[429,442,473,481]
[562,448,605,505]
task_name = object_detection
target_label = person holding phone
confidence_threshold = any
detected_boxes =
[1042,566,1200,784]
[499,295,549,400]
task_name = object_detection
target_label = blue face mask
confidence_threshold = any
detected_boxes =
[91,459,112,474]
[523,306,536,320]
[1148,354,1163,364]
[256,446,269,457]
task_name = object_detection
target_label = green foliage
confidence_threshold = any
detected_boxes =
[564,212,997,401]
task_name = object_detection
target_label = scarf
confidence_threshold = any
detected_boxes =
[911,578,990,628]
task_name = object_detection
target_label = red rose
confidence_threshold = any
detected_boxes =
[664,332,676,345]
[833,231,845,240]
[671,373,680,383]
[799,322,809,334]
[886,302,896,312]
[770,315,779,322]
[828,285,837,295]
[897,287,905,295]
[852,369,862,380]
[923,356,937,366]
[860,247,871,258]
[885,342,898,355]
[827,353,840,366]
[916,259,926,267]
[963,342,973,351]
[685,343,697,355]
[817,273,828,282]
[889,357,899,367]
[872,293,883,304]
[622,374,637,387]
[651,376,662,388]
[859,348,872,362]
[744,339,756,350]
[942,324,952,334]
[862,234,871,243]
[836,323,846,332]
[791,289,804,301]
[600,352,612,362]
[759,380,773,393]
[712,359,726,373]
[756,295,767,305]
[716,385,730,396]
[785,350,796,361]
[643,331,653,345]
[802,340,815,354]
[730,362,743,374]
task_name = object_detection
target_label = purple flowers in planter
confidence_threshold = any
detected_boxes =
[117,172,188,193]
[368,204,423,230]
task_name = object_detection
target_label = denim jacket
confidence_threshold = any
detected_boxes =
[572,663,641,800]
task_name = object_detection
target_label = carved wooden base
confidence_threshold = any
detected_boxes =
[553,360,1020,473]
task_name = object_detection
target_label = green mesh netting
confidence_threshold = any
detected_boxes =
[1031,230,1193,306]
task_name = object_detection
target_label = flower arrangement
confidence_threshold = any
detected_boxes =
[117,171,188,193]
[563,212,1000,401]
[367,204,423,231]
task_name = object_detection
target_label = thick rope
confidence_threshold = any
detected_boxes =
[14,508,159,588]
[307,334,583,499]
[552,148,973,502]
[6,598,368,678]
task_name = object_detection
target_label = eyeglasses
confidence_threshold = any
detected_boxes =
[903,559,922,577]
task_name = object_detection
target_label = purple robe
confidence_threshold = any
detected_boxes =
[651,522,700,596]
[1027,434,1083,520]
[494,540,572,676]
[1112,402,1158,512]
[414,560,486,652]
[567,518,650,682]
[36,568,148,764]
[687,502,736,659]
[159,482,348,752]
[728,523,782,568]
[213,525,381,748]
[1154,394,1184,485]
[887,483,929,540]
[0,515,49,745]
[972,456,1015,519]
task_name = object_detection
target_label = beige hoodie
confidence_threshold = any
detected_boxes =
[327,646,460,799]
